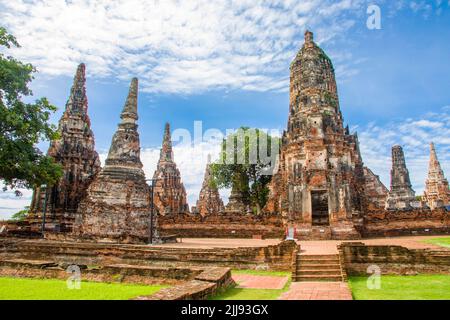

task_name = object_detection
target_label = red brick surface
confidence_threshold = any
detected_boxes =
[232,274,288,289]
[279,282,352,300]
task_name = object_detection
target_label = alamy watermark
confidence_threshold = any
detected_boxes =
[367,4,382,30]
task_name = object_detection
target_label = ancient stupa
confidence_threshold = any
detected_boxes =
[264,31,367,239]
[424,142,450,209]
[74,78,160,243]
[152,123,189,215]
[195,155,225,216]
[28,63,101,232]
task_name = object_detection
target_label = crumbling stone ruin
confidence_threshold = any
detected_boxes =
[27,64,101,232]
[7,30,447,243]
[264,31,366,239]
[152,123,189,216]
[73,78,160,244]
[362,167,388,209]
[385,145,417,210]
[424,142,450,209]
[194,155,225,216]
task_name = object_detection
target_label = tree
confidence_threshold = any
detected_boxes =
[0,27,62,193]
[10,207,29,221]
[211,127,280,214]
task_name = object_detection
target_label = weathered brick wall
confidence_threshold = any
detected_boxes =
[159,214,285,238]
[136,267,235,300]
[0,239,297,271]
[339,242,450,275]
[362,207,450,237]
[159,213,285,238]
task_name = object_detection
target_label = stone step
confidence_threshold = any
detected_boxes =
[297,269,342,276]
[298,259,340,265]
[293,275,343,282]
[297,254,339,259]
[297,264,341,270]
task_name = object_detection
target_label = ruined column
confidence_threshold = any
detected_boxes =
[74,78,160,244]
[385,145,416,209]
[195,155,225,216]
[424,142,450,209]
[152,123,189,215]
[28,63,101,232]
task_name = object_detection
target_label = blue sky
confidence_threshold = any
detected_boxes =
[1,0,450,219]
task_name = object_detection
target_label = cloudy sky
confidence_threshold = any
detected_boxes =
[1,0,449,219]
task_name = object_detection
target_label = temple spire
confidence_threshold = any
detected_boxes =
[121,77,138,122]
[159,122,174,163]
[104,78,143,173]
[424,142,450,208]
[65,63,88,115]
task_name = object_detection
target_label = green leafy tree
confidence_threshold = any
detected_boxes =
[0,27,62,193]
[10,207,29,221]
[211,127,280,214]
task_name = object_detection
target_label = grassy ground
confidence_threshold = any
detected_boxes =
[211,269,291,300]
[349,275,450,300]
[423,237,450,248]
[0,277,166,300]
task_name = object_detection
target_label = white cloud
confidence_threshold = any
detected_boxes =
[358,106,450,195]
[0,0,381,94]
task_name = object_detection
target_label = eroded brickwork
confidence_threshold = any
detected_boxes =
[264,31,367,239]
[73,78,160,244]
[385,145,417,209]
[28,64,101,232]
[424,142,450,209]
[195,155,225,216]
[363,167,388,209]
[152,123,189,215]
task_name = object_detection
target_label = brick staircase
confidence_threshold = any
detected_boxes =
[293,253,343,282]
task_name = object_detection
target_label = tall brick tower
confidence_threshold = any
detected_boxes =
[424,142,450,209]
[195,155,225,216]
[28,63,101,232]
[74,78,160,243]
[264,31,364,239]
[152,123,189,215]
[385,145,416,209]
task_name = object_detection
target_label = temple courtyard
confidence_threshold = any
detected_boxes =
[1,235,449,300]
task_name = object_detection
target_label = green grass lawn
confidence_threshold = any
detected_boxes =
[349,275,450,300]
[0,277,166,300]
[423,237,450,248]
[211,269,291,300]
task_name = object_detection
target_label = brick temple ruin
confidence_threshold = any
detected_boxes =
[27,64,101,233]
[1,31,449,242]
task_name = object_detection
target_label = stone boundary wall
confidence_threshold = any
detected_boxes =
[0,239,297,271]
[0,258,203,285]
[159,213,285,238]
[362,207,450,238]
[0,258,235,299]
[339,242,450,275]
[136,267,235,300]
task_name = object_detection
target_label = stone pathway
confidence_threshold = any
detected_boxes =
[232,274,288,290]
[279,282,352,300]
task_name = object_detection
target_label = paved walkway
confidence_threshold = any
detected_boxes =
[152,236,448,250]
[279,282,353,300]
[232,274,289,289]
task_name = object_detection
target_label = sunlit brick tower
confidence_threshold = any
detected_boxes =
[152,123,189,215]
[28,63,101,232]
[385,145,416,209]
[195,155,225,216]
[74,78,160,243]
[264,31,365,239]
[423,142,450,209]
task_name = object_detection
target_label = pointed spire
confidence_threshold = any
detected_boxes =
[120,77,138,123]
[103,78,143,173]
[65,63,87,115]
[427,142,447,182]
[305,30,313,43]
[159,122,174,162]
